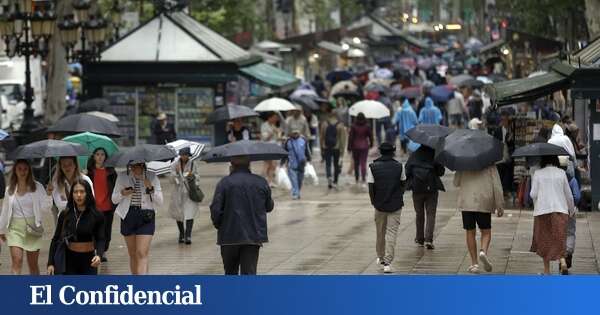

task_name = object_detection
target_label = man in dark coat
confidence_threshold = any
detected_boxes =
[152,112,177,144]
[405,146,445,249]
[210,156,274,275]
[367,142,406,273]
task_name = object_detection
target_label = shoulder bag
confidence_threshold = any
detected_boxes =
[52,213,69,275]
[14,195,44,238]
[182,162,204,203]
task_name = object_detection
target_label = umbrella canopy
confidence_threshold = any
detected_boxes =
[291,96,320,111]
[435,129,502,171]
[206,104,258,124]
[290,88,319,99]
[330,80,358,97]
[398,86,422,99]
[406,124,452,148]
[254,97,297,112]
[365,78,392,93]
[464,37,483,51]
[326,70,353,84]
[85,111,119,122]
[460,78,485,89]
[512,143,570,158]
[10,139,88,160]
[106,144,178,167]
[77,98,110,112]
[147,140,205,175]
[417,58,434,70]
[63,132,119,168]
[0,129,8,141]
[201,140,288,163]
[349,100,390,119]
[448,74,474,87]
[373,68,394,80]
[430,85,455,103]
[47,113,122,137]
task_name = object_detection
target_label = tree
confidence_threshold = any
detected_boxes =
[584,0,600,40]
[44,0,69,124]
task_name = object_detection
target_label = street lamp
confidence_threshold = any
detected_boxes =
[108,0,124,42]
[58,0,108,63]
[0,2,55,136]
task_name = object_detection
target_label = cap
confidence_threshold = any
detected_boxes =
[157,112,167,120]
[179,147,191,156]
[559,155,569,167]
[378,142,396,154]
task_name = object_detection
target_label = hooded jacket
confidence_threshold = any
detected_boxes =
[548,124,576,160]
[418,97,443,125]
[393,100,418,140]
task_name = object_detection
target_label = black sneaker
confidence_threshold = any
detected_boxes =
[425,242,435,250]
[415,239,424,247]
[566,254,573,269]
[185,237,192,245]
[178,235,184,244]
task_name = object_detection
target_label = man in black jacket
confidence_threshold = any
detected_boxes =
[367,142,406,273]
[405,146,445,250]
[210,156,274,275]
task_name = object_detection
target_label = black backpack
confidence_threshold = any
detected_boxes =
[410,165,436,193]
[324,121,338,148]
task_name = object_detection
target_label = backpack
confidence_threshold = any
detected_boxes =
[410,165,436,193]
[324,122,338,149]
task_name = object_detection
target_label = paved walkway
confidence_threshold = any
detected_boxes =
[1,156,599,275]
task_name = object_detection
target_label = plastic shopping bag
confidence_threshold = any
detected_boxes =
[276,167,292,191]
[304,162,319,185]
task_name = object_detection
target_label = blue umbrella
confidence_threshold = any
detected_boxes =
[326,70,353,84]
[0,129,8,141]
[430,85,455,103]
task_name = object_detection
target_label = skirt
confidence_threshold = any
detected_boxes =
[530,212,568,261]
[6,217,44,252]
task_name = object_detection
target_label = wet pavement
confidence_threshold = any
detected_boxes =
[1,152,599,275]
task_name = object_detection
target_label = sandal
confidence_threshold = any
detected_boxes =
[467,264,480,274]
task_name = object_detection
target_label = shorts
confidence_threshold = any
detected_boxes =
[121,207,155,236]
[6,217,44,252]
[461,211,491,230]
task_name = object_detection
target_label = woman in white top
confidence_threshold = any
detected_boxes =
[529,155,575,275]
[261,112,281,186]
[112,162,163,275]
[0,160,52,274]
[49,156,94,221]
[169,147,200,244]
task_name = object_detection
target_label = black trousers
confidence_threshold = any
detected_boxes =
[65,249,97,275]
[323,149,341,184]
[220,245,260,275]
[101,210,115,252]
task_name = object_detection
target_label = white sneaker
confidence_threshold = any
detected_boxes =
[383,264,393,273]
[467,264,480,274]
[479,251,493,272]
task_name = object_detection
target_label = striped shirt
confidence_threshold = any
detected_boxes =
[131,177,142,207]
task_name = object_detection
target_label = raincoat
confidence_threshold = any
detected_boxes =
[418,97,443,125]
[394,100,418,141]
[548,124,576,160]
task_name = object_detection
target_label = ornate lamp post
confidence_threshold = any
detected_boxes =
[109,0,123,42]
[0,0,55,135]
[58,0,107,63]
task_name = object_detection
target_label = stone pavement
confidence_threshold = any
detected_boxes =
[1,154,600,275]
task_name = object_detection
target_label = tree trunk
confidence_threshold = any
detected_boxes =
[584,0,600,40]
[44,0,69,125]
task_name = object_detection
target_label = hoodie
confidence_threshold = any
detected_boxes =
[418,97,443,125]
[548,124,576,160]
[393,99,418,140]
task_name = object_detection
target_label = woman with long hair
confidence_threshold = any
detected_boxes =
[348,112,373,186]
[169,147,201,244]
[112,162,163,274]
[86,148,117,262]
[47,179,105,275]
[49,156,94,221]
[0,160,52,274]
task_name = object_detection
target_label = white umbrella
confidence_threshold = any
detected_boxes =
[85,111,119,122]
[349,100,390,119]
[146,140,205,175]
[254,97,297,112]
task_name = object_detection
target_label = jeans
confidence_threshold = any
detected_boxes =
[566,215,576,255]
[288,167,304,198]
[323,149,341,185]
[374,210,402,265]
[65,249,98,275]
[352,149,369,182]
[413,192,438,243]
[220,245,260,275]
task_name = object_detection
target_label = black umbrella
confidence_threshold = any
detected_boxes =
[77,98,110,112]
[106,144,177,167]
[10,139,88,160]
[201,140,288,163]
[435,129,502,171]
[407,124,452,148]
[512,143,570,158]
[47,113,122,137]
[291,96,320,111]
[206,104,258,124]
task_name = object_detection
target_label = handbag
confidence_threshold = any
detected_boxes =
[53,213,69,275]
[140,209,155,223]
[14,195,44,238]
[182,162,204,203]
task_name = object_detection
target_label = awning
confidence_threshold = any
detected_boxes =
[317,41,345,54]
[485,71,570,106]
[479,40,505,54]
[240,62,299,91]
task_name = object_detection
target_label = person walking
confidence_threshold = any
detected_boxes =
[559,156,580,272]
[47,179,105,275]
[367,142,406,273]
[112,162,163,275]
[405,146,445,249]
[285,107,310,138]
[393,98,418,155]
[529,155,575,275]
[49,156,94,222]
[284,129,311,200]
[169,147,201,244]
[210,156,274,275]
[227,118,252,143]
[454,165,504,274]
[418,97,443,125]
[86,148,117,262]
[152,112,176,144]
[261,112,282,186]
[319,110,346,190]
[447,89,466,128]
[466,89,484,120]
[348,113,373,186]
[0,159,53,274]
